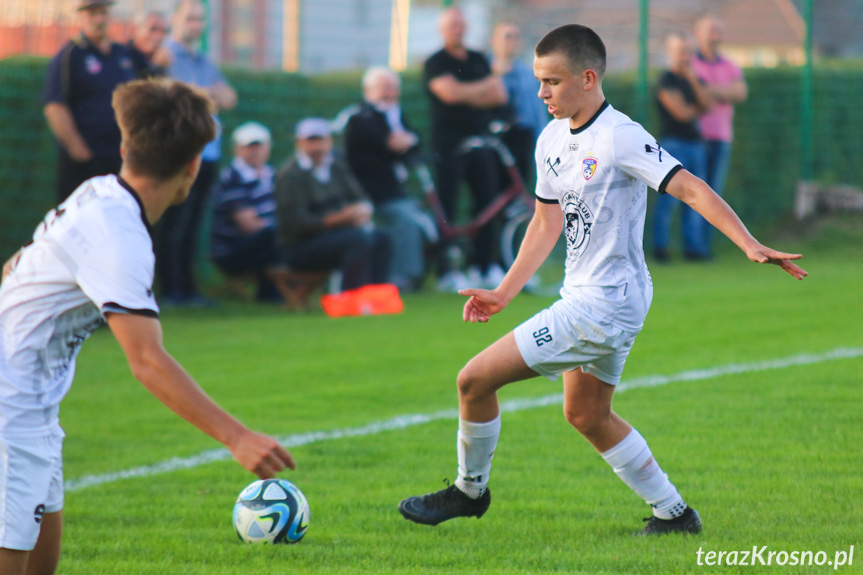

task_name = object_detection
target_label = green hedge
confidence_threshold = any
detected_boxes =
[2,56,861,260]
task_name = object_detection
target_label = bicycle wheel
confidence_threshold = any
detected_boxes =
[500,210,564,296]
[500,209,531,269]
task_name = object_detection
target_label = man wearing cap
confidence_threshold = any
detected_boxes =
[274,118,392,292]
[156,0,238,306]
[43,0,137,202]
[210,122,304,306]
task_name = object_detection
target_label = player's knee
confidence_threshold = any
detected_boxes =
[456,364,484,402]
[563,404,606,436]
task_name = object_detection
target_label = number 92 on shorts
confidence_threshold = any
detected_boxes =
[513,296,639,386]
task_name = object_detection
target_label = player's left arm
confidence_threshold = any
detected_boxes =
[665,169,807,279]
[106,312,295,477]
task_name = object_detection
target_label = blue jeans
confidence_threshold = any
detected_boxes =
[376,198,437,291]
[652,137,708,257]
[703,140,732,253]
[212,228,284,301]
[283,227,392,291]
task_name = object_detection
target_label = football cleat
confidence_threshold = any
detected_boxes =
[640,506,702,536]
[398,482,491,526]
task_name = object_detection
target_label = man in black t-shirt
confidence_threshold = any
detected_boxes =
[652,32,714,262]
[424,7,508,292]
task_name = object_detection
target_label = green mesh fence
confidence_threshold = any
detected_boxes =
[2,0,862,262]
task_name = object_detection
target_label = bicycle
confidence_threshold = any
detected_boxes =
[414,127,563,294]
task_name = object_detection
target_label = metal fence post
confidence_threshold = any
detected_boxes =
[801,0,814,181]
[636,0,649,125]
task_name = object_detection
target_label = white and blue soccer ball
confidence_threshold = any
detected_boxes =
[232,478,310,544]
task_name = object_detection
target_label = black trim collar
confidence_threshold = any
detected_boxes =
[570,100,609,135]
[117,176,153,235]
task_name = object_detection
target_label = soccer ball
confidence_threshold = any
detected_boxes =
[232,478,310,544]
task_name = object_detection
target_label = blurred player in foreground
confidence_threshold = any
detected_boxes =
[0,79,294,575]
[399,24,806,535]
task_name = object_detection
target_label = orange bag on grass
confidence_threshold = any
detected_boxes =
[320,284,404,317]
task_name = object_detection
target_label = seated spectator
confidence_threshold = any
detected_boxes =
[210,122,309,308]
[275,118,392,292]
[345,66,438,293]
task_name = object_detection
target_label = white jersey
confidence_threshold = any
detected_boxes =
[0,175,159,438]
[534,102,682,332]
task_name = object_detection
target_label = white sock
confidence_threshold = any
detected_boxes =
[601,429,687,519]
[455,415,501,499]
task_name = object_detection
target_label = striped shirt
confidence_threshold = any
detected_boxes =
[210,157,276,258]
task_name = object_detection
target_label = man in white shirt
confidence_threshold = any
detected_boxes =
[399,24,806,535]
[0,79,294,575]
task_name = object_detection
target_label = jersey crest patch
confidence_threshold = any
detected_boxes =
[582,156,598,180]
[562,190,593,262]
[85,55,102,75]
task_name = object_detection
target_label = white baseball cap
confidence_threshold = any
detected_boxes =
[294,118,331,139]
[232,122,271,146]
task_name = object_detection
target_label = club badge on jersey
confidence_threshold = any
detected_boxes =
[85,54,102,75]
[582,155,598,180]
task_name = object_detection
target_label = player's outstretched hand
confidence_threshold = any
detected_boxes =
[229,430,296,479]
[746,244,808,280]
[460,288,508,323]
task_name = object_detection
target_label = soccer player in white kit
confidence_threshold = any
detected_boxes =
[399,24,807,534]
[0,79,295,575]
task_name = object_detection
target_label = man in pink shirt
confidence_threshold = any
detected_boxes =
[693,15,747,255]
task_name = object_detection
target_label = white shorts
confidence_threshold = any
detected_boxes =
[0,432,65,551]
[514,292,640,385]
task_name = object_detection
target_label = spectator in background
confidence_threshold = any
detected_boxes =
[693,15,748,257]
[127,10,170,78]
[490,20,550,186]
[210,122,306,308]
[345,67,438,293]
[653,32,713,262]
[157,0,237,306]
[43,0,137,203]
[425,7,509,292]
[275,118,392,292]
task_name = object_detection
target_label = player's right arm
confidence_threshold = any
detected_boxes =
[106,312,296,477]
[461,200,562,323]
[43,103,92,162]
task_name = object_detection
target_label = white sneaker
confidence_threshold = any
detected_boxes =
[436,270,471,293]
[465,266,483,286]
[481,264,507,289]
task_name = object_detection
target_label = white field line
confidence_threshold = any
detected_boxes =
[64,347,863,493]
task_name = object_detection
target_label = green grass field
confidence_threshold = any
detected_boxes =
[57,217,862,574]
